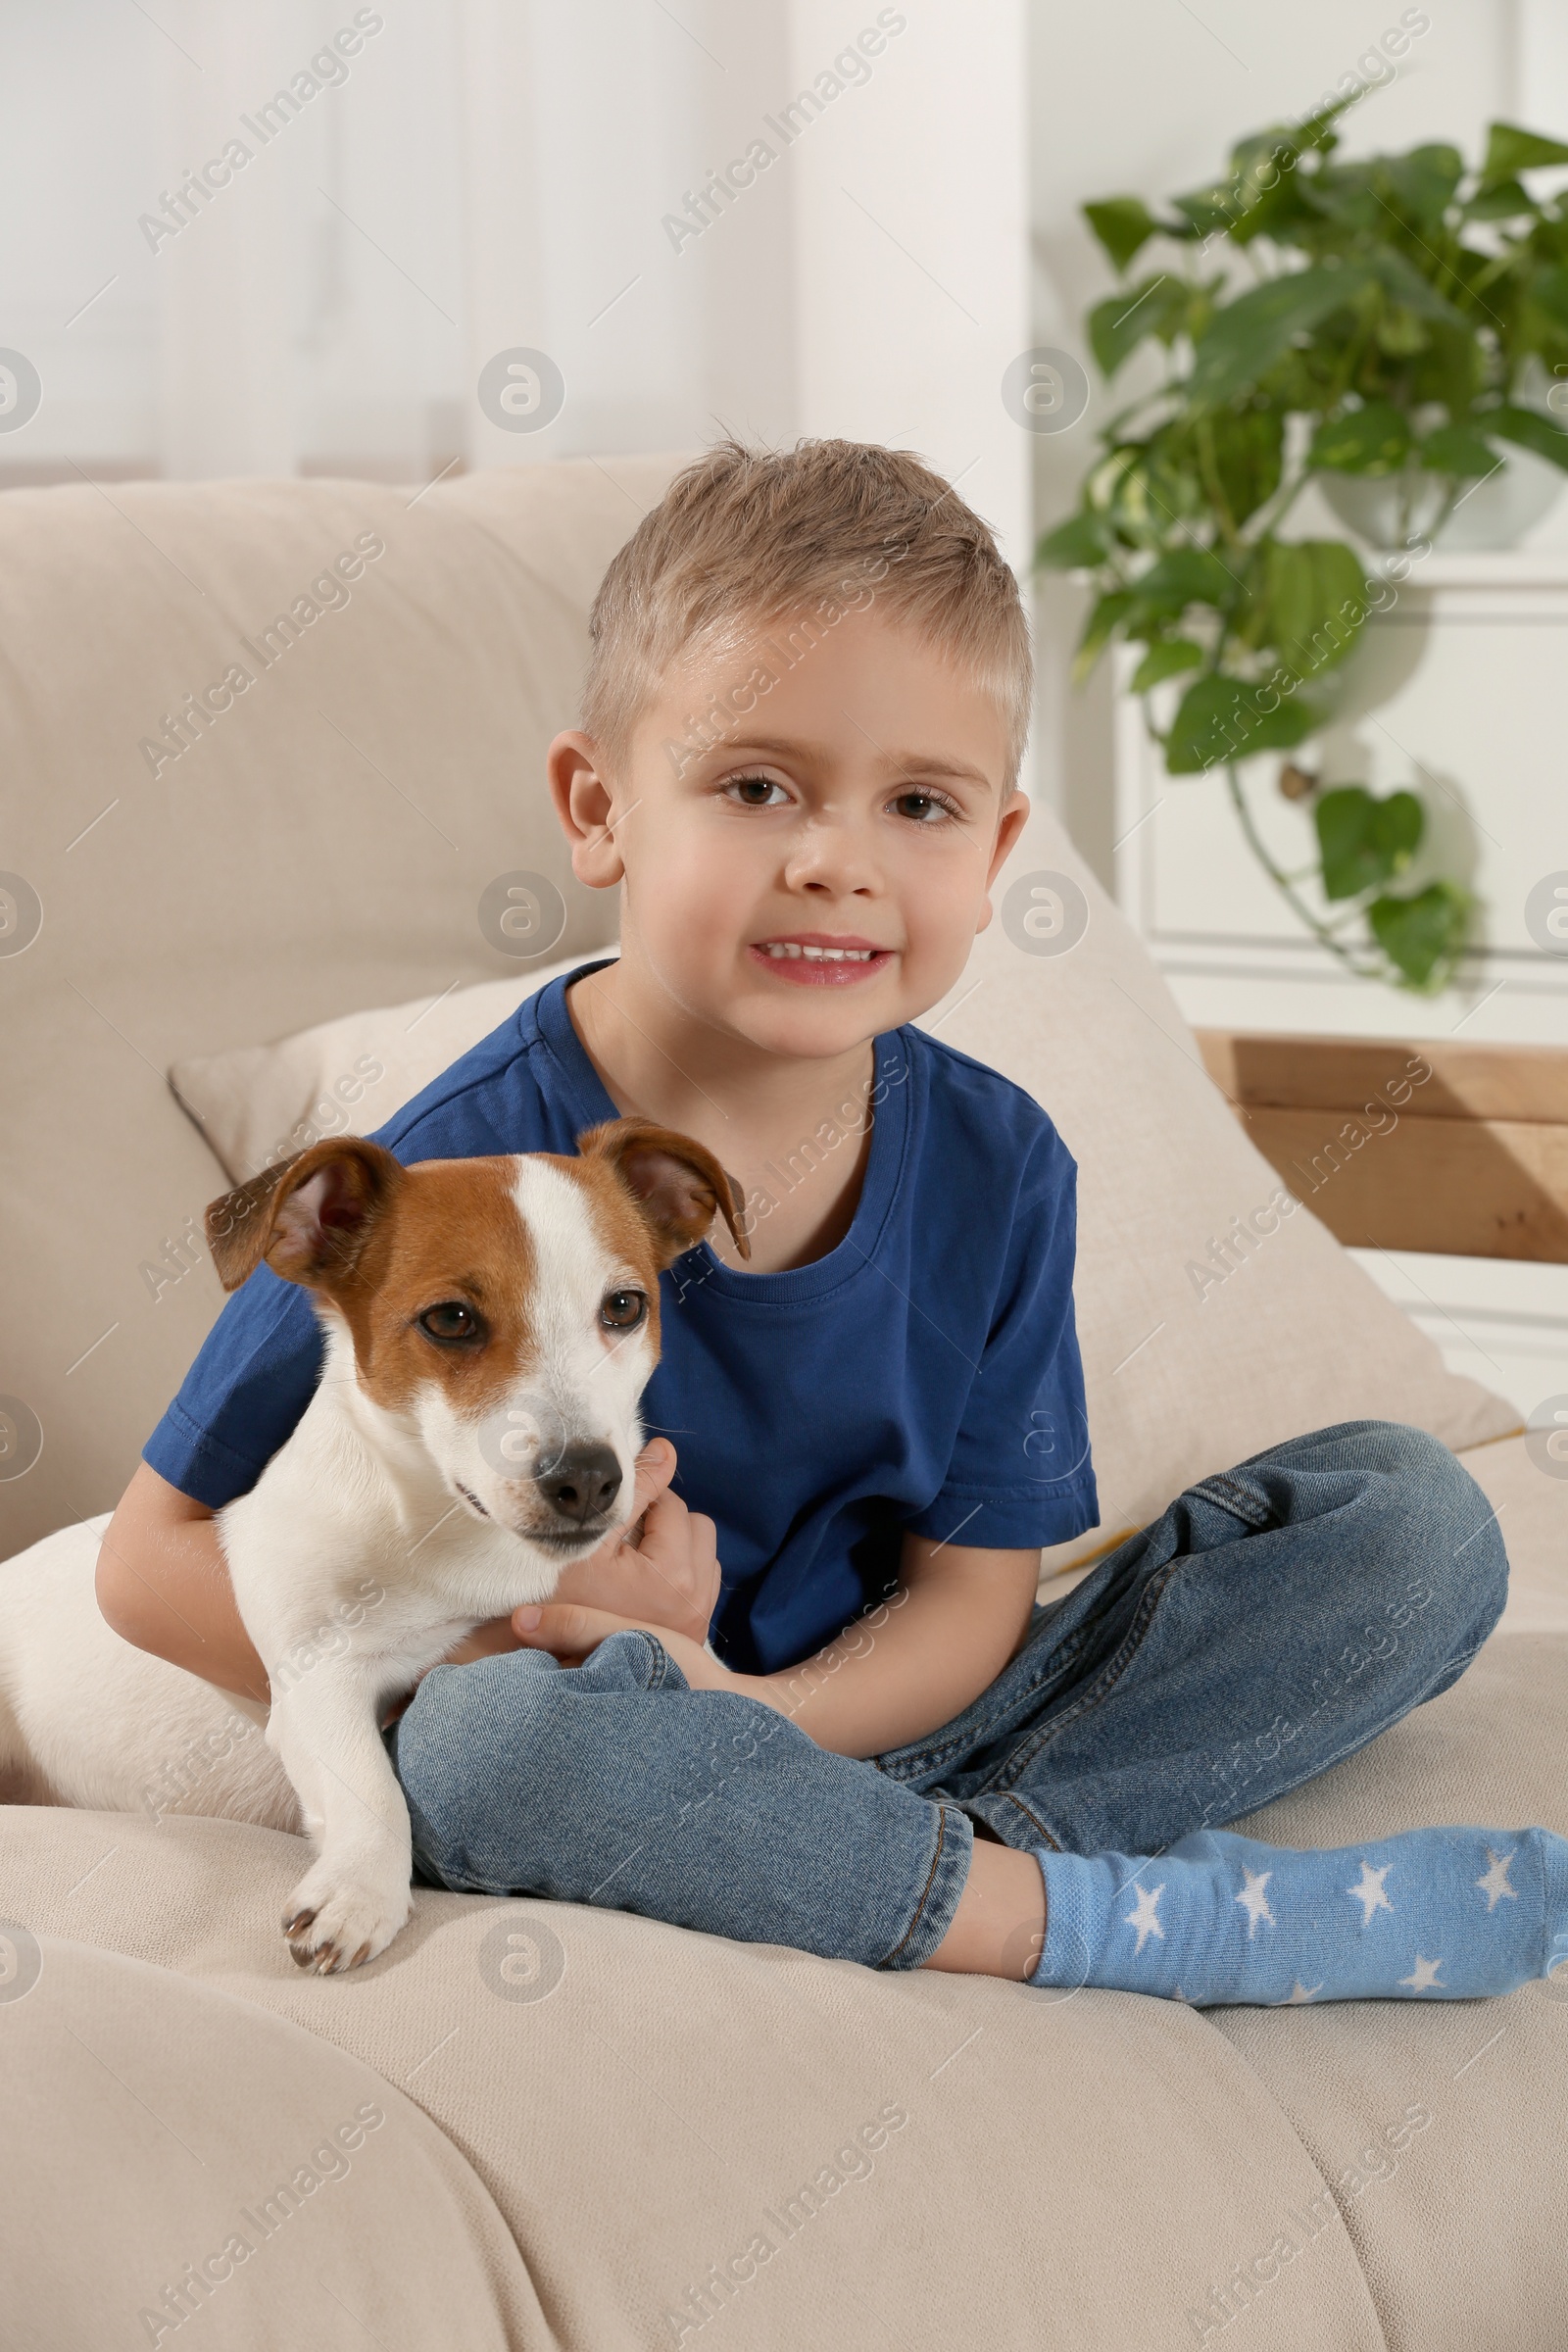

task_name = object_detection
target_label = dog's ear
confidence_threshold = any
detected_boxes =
[577,1117,751,1266]
[206,1139,402,1294]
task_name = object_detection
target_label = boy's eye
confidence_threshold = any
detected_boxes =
[601,1289,648,1331]
[723,774,790,808]
[889,788,959,824]
[418,1301,484,1345]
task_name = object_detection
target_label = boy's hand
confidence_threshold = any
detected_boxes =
[508,1598,738,1695]
[551,1438,720,1643]
[436,1439,720,1670]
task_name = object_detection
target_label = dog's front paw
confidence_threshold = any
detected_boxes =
[282,1863,412,1974]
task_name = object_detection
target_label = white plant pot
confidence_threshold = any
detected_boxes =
[1319,442,1564,551]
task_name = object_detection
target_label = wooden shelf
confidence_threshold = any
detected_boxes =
[1197,1030,1568,1262]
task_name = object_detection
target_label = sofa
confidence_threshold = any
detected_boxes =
[1,458,1564,2351]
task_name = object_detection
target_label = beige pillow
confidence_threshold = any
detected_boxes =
[919,804,1517,1567]
[171,951,603,1183]
[169,809,1515,1572]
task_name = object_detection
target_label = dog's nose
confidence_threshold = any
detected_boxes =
[534,1443,622,1525]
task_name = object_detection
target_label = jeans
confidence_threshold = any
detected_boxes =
[390,1422,1508,1973]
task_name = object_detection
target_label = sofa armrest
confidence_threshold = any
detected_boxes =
[1195,1030,1568,1261]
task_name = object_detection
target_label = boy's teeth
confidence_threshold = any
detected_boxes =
[760,942,876,961]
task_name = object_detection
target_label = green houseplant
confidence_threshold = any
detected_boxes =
[1041,107,1568,991]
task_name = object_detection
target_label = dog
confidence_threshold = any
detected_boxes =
[0,1116,746,1972]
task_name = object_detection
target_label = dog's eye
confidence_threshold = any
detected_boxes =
[600,1289,647,1332]
[418,1301,483,1345]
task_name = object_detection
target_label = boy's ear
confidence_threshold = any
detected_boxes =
[578,1117,751,1266]
[547,729,624,890]
[206,1139,402,1294]
[977,789,1033,930]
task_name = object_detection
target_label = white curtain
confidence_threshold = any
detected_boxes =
[0,0,1032,569]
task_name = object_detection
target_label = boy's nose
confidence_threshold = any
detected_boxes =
[534,1443,622,1523]
[788,818,882,895]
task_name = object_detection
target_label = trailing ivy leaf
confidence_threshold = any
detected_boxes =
[1528,263,1568,333]
[1228,543,1276,653]
[1036,511,1109,569]
[1314,785,1424,901]
[1481,122,1568,186]
[1373,306,1431,359]
[1307,161,1384,237]
[1164,672,1316,773]
[1417,422,1498,477]
[1071,591,1136,683]
[1232,170,1322,249]
[1171,181,1246,240]
[1088,275,1191,376]
[1266,540,1370,680]
[1188,265,1374,408]
[1280,98,1352,163]
[1368,881,1472,991]
[1464,178,1535,221]
[1360,249,1468,326]
[1207,407,1286,526]
[1205,135,1301,243]
[1308,403,1410,476]
[1083,197,1162,274]
[1130,639,1204,692]
[1128,546,1237,618]
[1383,145,1464,223]
[1487,404,1568,471]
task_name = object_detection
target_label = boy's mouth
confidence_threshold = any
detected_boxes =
[749,933,894,987]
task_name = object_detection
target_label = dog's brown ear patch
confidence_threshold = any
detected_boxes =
[206,1139,402,1294]
[578,1117,750,1267]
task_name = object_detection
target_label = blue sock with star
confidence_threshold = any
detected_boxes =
[1029,1824,1568,2007]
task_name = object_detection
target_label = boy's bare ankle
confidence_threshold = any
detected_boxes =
[922,1840,1046,1981]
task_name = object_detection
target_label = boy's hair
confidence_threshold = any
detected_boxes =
[582,438,1032,785]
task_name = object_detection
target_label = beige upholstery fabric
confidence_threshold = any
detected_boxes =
[920,812,1518,1568]
[171,951,596,1184]
[1221,1634,1568,2352]
[1464,1432,1568,1638]
[0,1936,533,2349]
[4,1618,1562,2348]
[0,462,672,1554]
[0,1824,1381,2351]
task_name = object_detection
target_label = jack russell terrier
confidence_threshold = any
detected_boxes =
[0,1117,746,1973]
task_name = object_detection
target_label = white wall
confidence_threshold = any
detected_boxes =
[0,0,1030,573]
[1,0,1553,811]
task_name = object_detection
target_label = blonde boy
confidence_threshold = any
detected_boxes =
[106,443,1560,2009]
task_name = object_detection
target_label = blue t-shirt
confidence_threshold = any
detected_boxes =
[146,964,1098,1673]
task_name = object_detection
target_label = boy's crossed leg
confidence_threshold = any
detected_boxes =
[392,1422,1567,2007]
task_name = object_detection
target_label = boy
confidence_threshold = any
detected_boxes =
[100,441,1564,2005]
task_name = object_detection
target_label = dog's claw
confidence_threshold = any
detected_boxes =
[279,1871,410,1974]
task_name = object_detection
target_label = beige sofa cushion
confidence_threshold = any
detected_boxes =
[921,804,1519,1567]
[1220,1631,1568,2352]
[0,463,676,1553]
[0,1936,533,2349]
[1466,1435,1568,1640]
[0,1809,1386,2351]
[5,1609,1562,2349]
